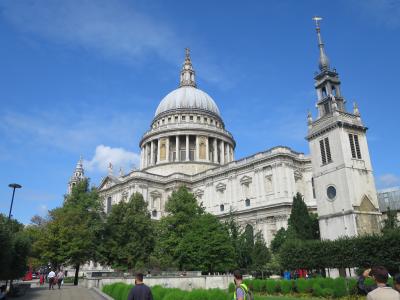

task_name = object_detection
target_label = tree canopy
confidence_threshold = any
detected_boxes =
[101,192,155,271]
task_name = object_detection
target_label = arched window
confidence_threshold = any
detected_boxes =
[322,87,327,97]
[220,204,225,212]
[245,198,251,207]
[152,210,157,217]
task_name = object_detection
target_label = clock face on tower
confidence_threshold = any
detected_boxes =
[327,185,337,201]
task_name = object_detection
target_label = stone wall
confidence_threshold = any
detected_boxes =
[79,275,232,291]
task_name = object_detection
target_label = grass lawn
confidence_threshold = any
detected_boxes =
[255,296,320,300]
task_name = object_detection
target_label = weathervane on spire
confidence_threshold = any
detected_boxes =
[312,16,322,29]
[312,16,330,71]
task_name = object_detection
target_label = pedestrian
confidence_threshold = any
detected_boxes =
[0,285,6,300]
[47,270,56,290]
[127,273,153,300]
[56,270,64,289]
[394,274,400,293]
[366,266,400,300]
[40,273,45,285]
[232,270,253,300]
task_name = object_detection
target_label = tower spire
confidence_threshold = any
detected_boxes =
[313,16,330,71]
[179,48,197,88]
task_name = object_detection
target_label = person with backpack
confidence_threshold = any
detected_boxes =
[233,270,253,300]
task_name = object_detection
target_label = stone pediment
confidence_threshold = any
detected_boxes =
[194,189,204,198]
[215,182,226,192]
[356,195,377,212]
[150,190,162,198]
[98,175,121,190]
[240,175,252,185]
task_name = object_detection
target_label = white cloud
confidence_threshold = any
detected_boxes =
[0,0,181,63]
[0,0,232,87]
[378,173,400,188]
[0,109,146,154]
[84,144,140,174]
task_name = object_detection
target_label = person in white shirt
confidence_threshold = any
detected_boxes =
[47,270,56,290]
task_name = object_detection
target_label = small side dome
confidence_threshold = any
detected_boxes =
[155,86,221,117]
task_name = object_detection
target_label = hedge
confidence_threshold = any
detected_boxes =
[102,283,230,300]
[104,277,395,300]
[279,229,400,274]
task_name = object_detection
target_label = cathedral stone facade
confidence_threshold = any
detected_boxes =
[68,19,381,245]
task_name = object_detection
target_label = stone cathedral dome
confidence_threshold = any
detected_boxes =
[139,49,236,176]
[155,86,220,117]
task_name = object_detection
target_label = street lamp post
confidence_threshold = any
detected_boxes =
[8,183,22,219]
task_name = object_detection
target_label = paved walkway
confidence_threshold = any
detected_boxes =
[24,284,102,300]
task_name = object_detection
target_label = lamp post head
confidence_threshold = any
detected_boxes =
[8,183,22,189]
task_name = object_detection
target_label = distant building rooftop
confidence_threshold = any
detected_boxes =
[377,186,400,212]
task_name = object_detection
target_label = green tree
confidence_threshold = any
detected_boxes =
[288,193,318,240]
[0,214,31,287]
[35,179,104,285]
[176,213,235,272]
[382,207,399,233]
[101,192,155,271]
[155,186,203,270]
[251,232,271,274]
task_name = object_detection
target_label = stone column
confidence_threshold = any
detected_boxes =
[220,140,225,165]
[140,147,143,169]
[206,137,210,161]
[195,135,199,161]
[225,143,230,162]
[157,138,161,164]
[231,145,235,161]
[186,135,189,161]
[176,135,180,162]
[166,137,170,162]
[213,138,218,163]
[150,140,154,165]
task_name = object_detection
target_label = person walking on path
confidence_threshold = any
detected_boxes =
[56,270,64,289]
[127,273,153,300]
[47,270,56,290]
[366,266,400,300]
[232,270,252,300]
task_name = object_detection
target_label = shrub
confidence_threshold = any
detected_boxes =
[228,282,235,293]
[162,288,187,300]
[265,279,278,294]
[322,288,334,298]
[251,279,263,293]
[346,278,358,295]
[295,278,312,293]
[183,289,209,300]
[102,283,133,300]
[206,288,229,300]
[151,285,169,300]
[332,277,347,298]
[279,280,293,294]
[312,283,324,297]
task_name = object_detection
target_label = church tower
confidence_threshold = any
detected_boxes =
[67,157,86,194]
[306,17,381,240]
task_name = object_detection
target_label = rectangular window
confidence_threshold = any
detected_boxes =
[349,133,362,159]
[320,139,326,164]
[349,133,356,158]
[324,138,332,163]
[320,137,332,165]
[311,177,316,199]
[354,135,362,159]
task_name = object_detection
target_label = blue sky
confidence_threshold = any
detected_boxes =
[1,0,399,224]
